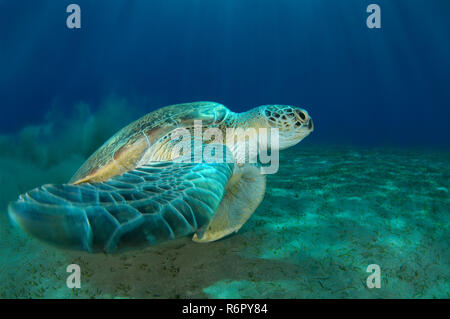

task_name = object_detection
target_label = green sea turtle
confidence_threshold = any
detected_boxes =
[8,102,313,252]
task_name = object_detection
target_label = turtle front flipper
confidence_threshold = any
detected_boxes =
[192,164,266,243]
[8,161,234,253]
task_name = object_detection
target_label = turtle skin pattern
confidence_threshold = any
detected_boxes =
[9,160,234,253]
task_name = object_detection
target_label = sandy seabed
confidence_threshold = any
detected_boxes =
[0,146,449,298]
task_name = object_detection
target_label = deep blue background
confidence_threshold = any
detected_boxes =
[0,0,449,146]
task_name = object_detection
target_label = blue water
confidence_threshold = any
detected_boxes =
[0,1,449,298]
[1,0,449,145]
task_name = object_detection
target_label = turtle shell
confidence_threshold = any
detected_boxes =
[70,102,231,184]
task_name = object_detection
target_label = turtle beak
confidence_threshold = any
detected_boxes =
[308,119,314,131]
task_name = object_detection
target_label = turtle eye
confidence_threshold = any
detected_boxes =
[295,109,306,122]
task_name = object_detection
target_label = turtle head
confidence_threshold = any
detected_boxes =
[259,105,314,149]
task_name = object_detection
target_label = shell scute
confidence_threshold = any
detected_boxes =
[70,102,231,184]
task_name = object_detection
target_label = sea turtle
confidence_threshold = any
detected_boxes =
[8,102,313,253]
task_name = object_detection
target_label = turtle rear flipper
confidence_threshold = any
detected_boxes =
[8,161,233,253]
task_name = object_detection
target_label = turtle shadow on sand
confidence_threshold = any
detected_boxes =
[63,232,312,298]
